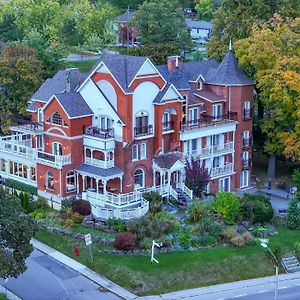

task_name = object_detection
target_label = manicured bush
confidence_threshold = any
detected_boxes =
[114,232,136,251]
[286,198,300,230]
[23,192,30,213]
[5,178,37,195]
[72,200,91,216]
[71,212,83,224]
[143,192,163,213]
[213,192,241,225]
[64,218,75,228]
[240,193,274,224]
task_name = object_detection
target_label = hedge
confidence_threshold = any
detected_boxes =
[4,178,37,195]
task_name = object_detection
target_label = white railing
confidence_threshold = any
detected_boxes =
[0,140,37,160]
[90,197,149,220]
[183,185,193,199]
[169,186,178,200]
[186,142,234,159]
[37,151,71,167]
[85,157,114,169]
[211,163,234,178]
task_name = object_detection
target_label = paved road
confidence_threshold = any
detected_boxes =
[0,249,121,300]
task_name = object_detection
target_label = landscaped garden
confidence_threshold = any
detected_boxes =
[26,188,300,295]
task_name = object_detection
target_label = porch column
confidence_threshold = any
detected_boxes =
[76,173,79,193]
[102,179,107,196]
[91,149,94,165]
[96,178,99,194]
[120,176,123,193]
[167,171,171,192]
[160,171,163,186]
[152,171,156,188]
[90,177,93,189]
[82,175,86,192]
[179,170,184,189]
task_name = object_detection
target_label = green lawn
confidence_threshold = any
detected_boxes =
[0,294,7,300]
[67,60,97,73]
[35,226,300,296]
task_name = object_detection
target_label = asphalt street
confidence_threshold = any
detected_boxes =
[0,249,121,300]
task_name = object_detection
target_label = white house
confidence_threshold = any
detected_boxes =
[185,19,213,43]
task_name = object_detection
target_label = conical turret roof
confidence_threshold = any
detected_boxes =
[206,50,254,86]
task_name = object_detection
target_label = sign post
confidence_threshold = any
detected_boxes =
[151,240,162,264]
[84,233,93,263]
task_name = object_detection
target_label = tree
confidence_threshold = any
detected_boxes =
[133,0,191,49]
[235,17,300,173]
[213,191,241,224]
[0,188,36,278]
[0,45,42,130]
[207,0,300,61]
[185,157,210,198]
[195,0,214,21]
[286,197,300,230]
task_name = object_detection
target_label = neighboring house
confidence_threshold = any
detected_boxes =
[116,9,137,45]
[185,19,213,43]
[0,49,254,220]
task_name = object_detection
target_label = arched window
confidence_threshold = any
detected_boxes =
[66,171,75,192]
[52,112,62,125]
[46,171,54,190]
[134,168,145,189]
[135,111,149,136]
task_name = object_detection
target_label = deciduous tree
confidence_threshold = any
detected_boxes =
[195,0,214,21]
[0,188,36,278]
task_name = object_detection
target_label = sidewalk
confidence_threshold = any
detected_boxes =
[0,284,21,300]
[31,239,137,300]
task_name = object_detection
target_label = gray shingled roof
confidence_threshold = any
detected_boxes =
[185,19,213,30]
[153,84,170,104]
[27,101,37,112]
[91,54,147,93]
[117,9,134,23]
[31,69,86,102]
[153,152,183,169]
[75,164,124,178]
[54,92,93,118]
[206,50,254,85]
[194,90,225,101]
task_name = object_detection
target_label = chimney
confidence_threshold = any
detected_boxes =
[66,69,71,92]
[167,55,182,72]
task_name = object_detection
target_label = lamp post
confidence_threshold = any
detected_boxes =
[260,242,279,300]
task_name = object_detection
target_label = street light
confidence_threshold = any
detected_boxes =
[260,241,279,300]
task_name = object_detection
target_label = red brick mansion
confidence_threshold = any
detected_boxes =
[0,49,254,220]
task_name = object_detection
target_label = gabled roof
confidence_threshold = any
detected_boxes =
[53,92,93,119]
[153,84,183,104]
[206,50,254,86]
[75,164,123,179]
[27,101,37,113]
[30,69,86,102]
[92,54,148,93]
[117,9,134,23]
[194,90,225,102]
[185,19,213,30]
[153,152,184,169]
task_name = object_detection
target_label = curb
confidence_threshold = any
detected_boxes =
[31,239,137,300]
[0,284,21,300]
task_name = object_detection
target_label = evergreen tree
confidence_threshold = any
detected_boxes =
[286,197,300,230]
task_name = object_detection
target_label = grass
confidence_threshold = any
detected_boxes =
[35,226,300,296]
[72,224,115,239]
[67,60,97,73]
[0,294,6,300]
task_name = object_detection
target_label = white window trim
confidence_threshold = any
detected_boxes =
[140,143,147,160]
[132,144,139,161]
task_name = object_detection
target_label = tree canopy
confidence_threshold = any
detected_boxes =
[195,0,214,21]
[235,16,300,161]
[133,0,191,49]
[0,188,36,278]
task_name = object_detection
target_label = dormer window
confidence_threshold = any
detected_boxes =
[52,112,62,126]
[197,81,202,90]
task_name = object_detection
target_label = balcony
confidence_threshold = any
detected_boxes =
[242,159,251,170]
[211,163,234,178]
[162,121,174,132]
[134,125,153,137]
[243,108,253,120]
[242,138,252,149]
[0,139,37,161]
[186,142,234,159]
[85,157,114,169]
[83,126,115,150]
[181,112,237,131]
[10,117,44,134]
[37,151,71,168]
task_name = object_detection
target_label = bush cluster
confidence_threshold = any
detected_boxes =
[72,200,91,216]
[5,178,37,195]
[143,192,163,213]
[107,218,126,232]
[113,232,136,251]
[222,227,253,247]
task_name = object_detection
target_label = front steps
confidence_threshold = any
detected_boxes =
[282,256,300,273]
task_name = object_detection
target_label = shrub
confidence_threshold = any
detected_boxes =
[139,237,153,250]
[23,192,30,213]
[178,229,192,249]
[264,245,282,263]
[150,211,180,232]
[64,218,75,228]
[61,198,73,210]
[143,192,163,213]
[71,212,83,224]
[107,218,126,232]
[222,227,238,242]
[192,235,218,247]
[157,234,172,248]
[213,192,241,224]
[241,231,253,244]
[114,232,136,251]
[72,200,91,216]
[35,197,49,209]
[286,198,300,230]
[5,178,37,195]
[31,211,45,219]
[187,201,209,223]
[191,218,222,239]
[294,242,300,257]
[230,235,246,247]
[240,193,273,223]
